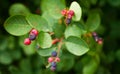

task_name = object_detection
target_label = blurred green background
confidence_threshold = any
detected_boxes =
[0,0,120,74]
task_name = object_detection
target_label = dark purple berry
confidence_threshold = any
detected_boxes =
[29,34,36,40]
[51,51,57,57]
[65,18,71,24]
[51,62,57,67]
[50,66,56,71]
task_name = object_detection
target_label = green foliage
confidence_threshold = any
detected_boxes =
[4,15,32,36]
[65,36,89,56]
[9,3,31,16]
[26,14,50,32]
[38,31,52,48]
[86,12,101,32]
[41,0,65,19]
[70,1,82,21]
[0,0,120,74]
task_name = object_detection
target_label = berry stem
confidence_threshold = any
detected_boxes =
[57,37,64,57]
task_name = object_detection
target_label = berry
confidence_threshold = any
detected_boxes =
[97,38,103,44]
[94,36,99,42]
[30,29,38,36]
[67,14,72,19]
[51,62,57,67]
[50,66,56,71]
[68,10,74,16]
[29,34,36,40]
[55,57,60,62]
[48,57,54,63]
[92,32,97,37]
[52,38,60,44]
[61,9,67,16]
[65,18,71,24]
[24,38,31,45]
[51,51,57,57]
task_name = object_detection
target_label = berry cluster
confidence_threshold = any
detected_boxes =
[92,32,103,44]
[24,29,39,45]
[61,9,74,25]
[48,51,60,71]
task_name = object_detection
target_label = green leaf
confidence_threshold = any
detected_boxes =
[86,12,100,32]
[53,23,66,38]
[9,3,31,16]
[57,53,75,72]
[64,24,81,39]
[38,31,52,48]
[65,36,89,56]
[83,59,98,74]
[0,51,12,64]
[69,1,82,21]
[41,0,65,19]
[4,15,32,36]
[26,14,50,32]
[37,46,56,56]
[42,12,58,32]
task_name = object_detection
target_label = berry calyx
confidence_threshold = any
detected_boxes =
[30,29,39,36]
[67,10,74,16]
[51,51,57,57]
[48,57,54,63]
[55,57,60,62]
[29,34,36,40]
[24,38,31,45]
[61,9,67,16]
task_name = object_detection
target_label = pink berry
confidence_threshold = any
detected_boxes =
[30,29,38,36]
[61,9,67,16]
[24,38,31,45]
[68,10,74,16]
[48,57,54,63]
[55,57,60,62]
[67,14,72,19]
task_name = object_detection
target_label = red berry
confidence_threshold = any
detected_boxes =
[48,57,54,63]
[24,38,31,45]
[68,10,74,16]
[52,38,60,44]
[30,29,38,36]
[97,38,103,44]
[61,9,67,16]
[55,57,60,62]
